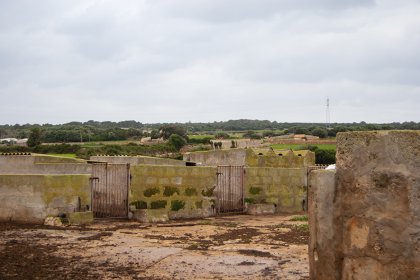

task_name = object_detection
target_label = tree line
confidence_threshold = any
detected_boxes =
[1,119,419,143]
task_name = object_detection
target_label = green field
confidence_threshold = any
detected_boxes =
[271,144,336,150]
[47,153,77,158]
[188,134,214,139]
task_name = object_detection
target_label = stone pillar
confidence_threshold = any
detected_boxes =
[308,170,337,280]
[309,131,420,279]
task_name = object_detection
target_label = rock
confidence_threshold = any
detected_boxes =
[44,217,64,227]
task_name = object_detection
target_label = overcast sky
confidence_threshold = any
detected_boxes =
[1,0,419,125]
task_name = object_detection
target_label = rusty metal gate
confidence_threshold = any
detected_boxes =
[215,166,245,214]
[90,163,130,218]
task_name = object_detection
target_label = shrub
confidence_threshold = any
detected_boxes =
[167,134,187,151]
[315,149,336,164]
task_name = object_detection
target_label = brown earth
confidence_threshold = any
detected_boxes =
[0,214,309,280]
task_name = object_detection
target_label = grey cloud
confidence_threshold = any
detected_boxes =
[0,0,419,124]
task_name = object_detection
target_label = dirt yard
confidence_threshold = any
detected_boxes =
[0,214,309,280]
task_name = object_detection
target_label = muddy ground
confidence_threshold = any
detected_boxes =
[0,214,309,280]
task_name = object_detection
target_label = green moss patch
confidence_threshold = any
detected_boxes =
[195,200,203,209]
[244,198,255,204]
[144,187,160,197]
[130,200,147,209]
[185,187,197,196]
[163,186,180,197]
[151,200,167,209]
[202,186,216,197]
[171,200,185,211]
[249,186,262,195]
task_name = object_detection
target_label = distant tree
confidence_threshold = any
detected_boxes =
[160,125,187,140]
[294,127,309,135]
[167,134,187,151]
[262,130,275,137]
[17,130,28,139]
[243,130,262,139]
[27,128,42,147]
[311,127,328,138]
[215,132,230,139]
[150,130,160,139]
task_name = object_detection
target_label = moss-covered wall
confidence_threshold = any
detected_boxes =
[245,167,307,213]
[0,174,91,223]
[245,149,315,168]
[183,148,315,168]
[130,165,217,219]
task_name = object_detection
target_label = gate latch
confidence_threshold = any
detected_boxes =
[89,177,100,181]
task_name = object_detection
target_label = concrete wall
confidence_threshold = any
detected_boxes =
[129,165,217,219]
[0,155,91,174]
[309,130,420,279]
[184,148,315,168]
[0,174,91,223]
[184,149,247,166]
[245,167,307,213]
[90,155,186,166]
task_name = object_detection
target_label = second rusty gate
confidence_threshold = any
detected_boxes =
[90,163,130,218]
[215,166,245,214]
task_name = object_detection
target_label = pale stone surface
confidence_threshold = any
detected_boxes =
[308,170,337,280]
[246,203,275,215]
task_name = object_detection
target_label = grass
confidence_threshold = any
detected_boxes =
[293,224,309,232]
[47,153,77,158]
[188,134,214,139]
[289,215,309,222]
[271,144,336,150]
